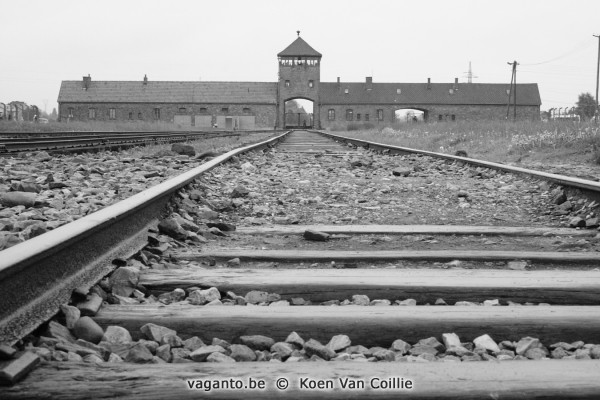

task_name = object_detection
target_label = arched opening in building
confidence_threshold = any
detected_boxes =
[284,98,314,128]
[394,108,428,123]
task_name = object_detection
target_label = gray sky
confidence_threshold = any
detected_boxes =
[2,0,599,113]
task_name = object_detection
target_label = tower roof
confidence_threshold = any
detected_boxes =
[278,36,322,57]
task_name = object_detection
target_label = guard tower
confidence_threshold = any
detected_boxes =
[277,32,322,129]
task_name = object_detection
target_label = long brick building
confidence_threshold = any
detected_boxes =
[58,35,541,129]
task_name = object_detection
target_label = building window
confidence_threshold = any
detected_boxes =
[178,107,186,113]
[365,113,370,121]
[451,114,456,121]
[328,109,335,121]
[308,80,314,88]
[68,108,74,118]
[377,109,383,121]
[221,107,229,113]
[346,109,353,121]
[138,112,142,120]
[128,112,133,120]
[243,107,251,113]
[396,88,401,94]
[199,107,207,113]
[344,88,349,94]
[356,113,361,121]
[154,108,160,120]
[109,108,116,120]
[88,108,96,119]
[438,115,443,121]
[285,80,290,87]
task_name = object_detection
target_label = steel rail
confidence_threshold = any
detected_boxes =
[319,130,600,196]
[0,130,290,344]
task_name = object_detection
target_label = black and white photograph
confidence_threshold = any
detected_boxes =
[1,0,600,398]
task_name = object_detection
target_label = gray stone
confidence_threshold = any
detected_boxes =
[395,299,417,306]
[326,335,351,352]
[158,218,188,241]
[188,287,221,305]
[392,168,412,177]
[373,349,395,361]
[140,323,177,343]
[138,339,159,355]
[416,337,445,352]
[77,293,103,316]
[473,334,501,353]
[206,352,236,363]
[569,217,586,228]
[285,331,305,348]
[551,189,567,205]
[303,229,330,241]
[190,345,226,362]
[161,333,183,348]
[156,344,172,362]
[409,345,439,356]
[0,192,36,207]
[102,326,132,345]
[171,143,195,156]
[109,267,140,297]
[516,337,541,356]
[183,336,206,351]
[212,338,231,350]
[229,344,257,361]
[231,185,249,198]
[525,347,549,360]
[206,222,236,232]
[551,347,570,359]
[245,290,269,304]
[82,354,104,364]
[442,333,461,349]
[60,304,81,330]
[125,343,154,363]
[351,294,370,306]
[390,339,411,354]
[271,342,294,359]
[239,335,275,351]
[370,299,391,306]
[72,317,104,344]
[304,339,336,361]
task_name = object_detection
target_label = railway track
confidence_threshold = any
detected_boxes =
[2,130,600,398]
[0,130,275,154]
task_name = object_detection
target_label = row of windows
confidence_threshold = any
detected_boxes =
[72,107,252,120]
[328,109,385,122]
[284,80,314,88]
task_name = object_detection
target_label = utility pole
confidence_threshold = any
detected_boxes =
[506,61,518,121]
[594,34,599,123]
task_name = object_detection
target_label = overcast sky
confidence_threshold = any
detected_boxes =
[1,0,599,113]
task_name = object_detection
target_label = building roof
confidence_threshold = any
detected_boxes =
[277,37,322,58]
[320,82,541,106]
[58,81,278,104]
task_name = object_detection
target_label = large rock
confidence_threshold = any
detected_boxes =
[326,335,351,352]
[72,317,104,344]
[351,294,370,306]
[245,290,269,304]
[271,342,294,359]
[188,287,221,305]
[303,230,330,241]
[102,326,132,344]
[516,337,541,355]
[550,189,567,205]
[125,343,154,363]
[140,323,177,343]
[60,305,81,330]
[171,143,195,157]
[109,267,140,297]
[158,218,188,241]
[304,339,336,361]
[229,344,257,361]
[190,345,226,362]
[390,339,411,354]
[0,192,36,207]
[206,353,236,363]
[285,331,305,348]
[442,333,461,349]
[231,185,249,198]
[239,335,275,351]
[473,334,501,353]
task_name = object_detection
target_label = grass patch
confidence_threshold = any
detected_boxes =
[329,120,600,165]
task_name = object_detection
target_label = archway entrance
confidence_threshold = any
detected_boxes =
[284,99,314,128]
[394,108,428,123]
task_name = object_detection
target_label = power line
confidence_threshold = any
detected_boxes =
[521,38,594,66]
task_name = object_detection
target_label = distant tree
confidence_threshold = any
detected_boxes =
[50,108,58,120]
[576,92,597,120]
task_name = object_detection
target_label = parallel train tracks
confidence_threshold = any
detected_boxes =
[1,130,600,398]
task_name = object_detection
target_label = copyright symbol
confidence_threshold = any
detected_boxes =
[276,377,289,390]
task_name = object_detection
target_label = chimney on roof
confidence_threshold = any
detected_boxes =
[82,75,91,90]
[427,77,431,90]
[143,74,148,85]
[337,77,340,84]
[365,76,372,91]
[366,77,372,84]
[454,78,459,90]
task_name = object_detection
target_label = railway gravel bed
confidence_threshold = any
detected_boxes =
[3,130,600,398]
